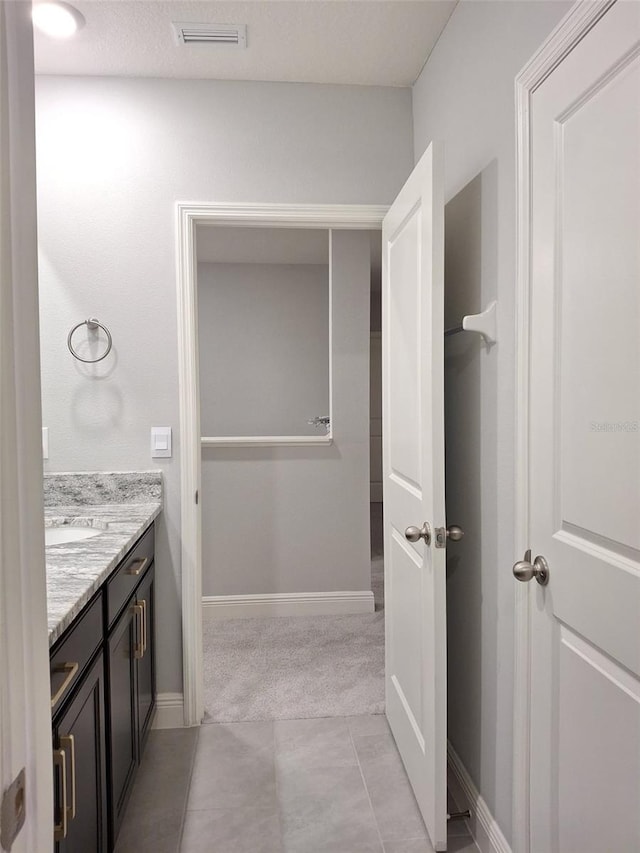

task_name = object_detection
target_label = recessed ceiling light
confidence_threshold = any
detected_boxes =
[32,2,85,39]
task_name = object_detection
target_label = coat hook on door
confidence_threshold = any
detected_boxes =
[444,300,497,345]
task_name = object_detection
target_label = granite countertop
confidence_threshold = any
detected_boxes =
[45,472,163,646]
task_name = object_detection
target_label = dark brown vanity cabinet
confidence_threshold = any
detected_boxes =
[105,522,155,848]
[53,654,108,853]
[107,603,138,841]
[107,563,156,843]
[51,522,156,853]
[136,565,156,750]
[51,593,107,853]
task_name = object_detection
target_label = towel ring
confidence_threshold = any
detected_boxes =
[67,318,113,364]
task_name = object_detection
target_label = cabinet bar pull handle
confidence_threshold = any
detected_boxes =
[50,662,79,709]
[53,748,68,841]
[133,604,144,659]
[140,599,147,655]
[59,735,76,821]
[126,556,148,577]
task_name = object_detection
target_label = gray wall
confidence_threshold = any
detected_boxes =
[201,232,371,597]
[36,77,413,693]
[197,262,330,438]
[412,1,571,843]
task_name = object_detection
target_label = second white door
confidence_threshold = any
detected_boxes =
[382,142,447,852]
[524,3,640,851]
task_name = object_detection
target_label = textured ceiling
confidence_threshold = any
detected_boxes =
[34,0,457,86]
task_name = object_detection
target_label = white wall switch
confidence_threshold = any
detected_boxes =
[151,426,172,458]
[42,427,49,460]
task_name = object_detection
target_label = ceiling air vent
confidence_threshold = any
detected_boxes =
[172,22,247,48]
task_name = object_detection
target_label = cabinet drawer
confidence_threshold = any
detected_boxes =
[106,524,154,629]
[50,593,103,715]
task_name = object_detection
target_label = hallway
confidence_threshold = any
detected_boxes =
[116,506,477,851]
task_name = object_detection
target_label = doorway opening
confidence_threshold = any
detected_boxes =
[194,222,384,723]
[176,203,388,726]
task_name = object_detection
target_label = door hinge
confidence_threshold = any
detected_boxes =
[0,768,26,851]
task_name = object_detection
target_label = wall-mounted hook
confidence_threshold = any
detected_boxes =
[445,300,497,345]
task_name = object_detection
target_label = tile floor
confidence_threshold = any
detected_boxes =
[115,715,478,853]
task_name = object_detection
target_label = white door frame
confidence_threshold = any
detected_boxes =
[512,2,616,850]
[175,202,388,726]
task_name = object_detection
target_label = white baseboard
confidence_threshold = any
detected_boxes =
[153,692,185,729]
[447,741,512,853]
[202,590,375,620]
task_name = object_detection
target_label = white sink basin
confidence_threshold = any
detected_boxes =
[45,526,103,546]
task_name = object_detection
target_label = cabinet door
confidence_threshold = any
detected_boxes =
[54,653,107,853]
[136,564,156,750]
[107,602,138,843]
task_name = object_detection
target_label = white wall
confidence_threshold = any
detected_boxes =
[201,231,371,597]
[35,77,413,693]
[197,262,330,437]
[412,1,571,844]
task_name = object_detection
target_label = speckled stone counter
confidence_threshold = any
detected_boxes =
[45,472,163,646]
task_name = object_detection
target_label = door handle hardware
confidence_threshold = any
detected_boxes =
[126,556,148,577]
[59,735,76,821]
[53,748,68,841]
[133,604,144,659]
[0,767,26,851]
[434,524,464,548]
[405,522,431,545]
[50,662,79,710]
[446,525,464,542]
[513,550,550,586]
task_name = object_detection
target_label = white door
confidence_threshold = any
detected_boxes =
[370,332,383,502]
[0,2,53,851]
[382,142,447,851]
[523,3,640,851]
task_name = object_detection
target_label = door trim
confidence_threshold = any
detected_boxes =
[176,202,388,726]
[512,2,616,849]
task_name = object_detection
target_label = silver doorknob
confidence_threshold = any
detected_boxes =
[405,522,431,545]
[513,549,550,586]
[446,525,464,542]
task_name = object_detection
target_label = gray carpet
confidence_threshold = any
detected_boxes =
[203,505,385,723]
[203,609,384,723]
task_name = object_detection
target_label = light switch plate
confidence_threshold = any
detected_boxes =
[151,427,172,458]
[42,427,49,460]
